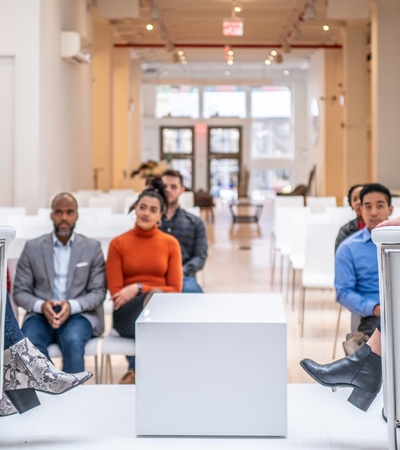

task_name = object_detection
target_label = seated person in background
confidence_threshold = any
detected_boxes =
[300,214,400,413]
[335,184,365,252]
[159,169,208,293]
[106,179,183,385]
[13,193,106,373]
[335,183,392,338]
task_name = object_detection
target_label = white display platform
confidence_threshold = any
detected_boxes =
[0,385,388,449]
[135,293,287,436]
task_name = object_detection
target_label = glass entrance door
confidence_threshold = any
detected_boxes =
[160,126,194,189]
[207,126,242,201]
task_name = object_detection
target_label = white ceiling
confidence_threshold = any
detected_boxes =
[94,0,369,79]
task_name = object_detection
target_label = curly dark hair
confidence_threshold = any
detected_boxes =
[347,184,364,207]
[128,177,167,213]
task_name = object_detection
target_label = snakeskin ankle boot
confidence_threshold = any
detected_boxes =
[0,393,18,417]
[3,337,92,414]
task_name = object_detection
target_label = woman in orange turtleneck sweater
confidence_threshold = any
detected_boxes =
[106,179,182,383]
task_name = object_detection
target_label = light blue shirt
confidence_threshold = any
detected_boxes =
[334,227,380,317]
[33,233,81,315]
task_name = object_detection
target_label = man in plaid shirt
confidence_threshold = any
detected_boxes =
[159,169,208,293]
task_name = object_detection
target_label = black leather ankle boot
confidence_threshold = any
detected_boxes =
[300,343,382,412]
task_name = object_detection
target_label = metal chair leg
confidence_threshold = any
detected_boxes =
[300,287,306,337]
[94,355,99,384]
[291,269,296,311]
[332,304,342,359]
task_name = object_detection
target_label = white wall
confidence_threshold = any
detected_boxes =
[40,0,93,206]
[0,0,41,209]
[0,0,92,212]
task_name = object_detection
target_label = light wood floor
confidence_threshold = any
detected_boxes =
[84,198,353,385]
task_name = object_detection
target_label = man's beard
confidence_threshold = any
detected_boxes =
[54,223,75,237]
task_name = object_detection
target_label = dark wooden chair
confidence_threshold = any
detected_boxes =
[194,190,215,222]
[277,165,316,205]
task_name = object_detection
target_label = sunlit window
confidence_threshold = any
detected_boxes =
[156,85,199,118]
[253,168,292,195]
[203,86,246,119]
[251,86,291,118]
[251,86,293,158]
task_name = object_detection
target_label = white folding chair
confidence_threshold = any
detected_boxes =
[47,338,102,383]
[0,208,26,226]
[306,196,337,214]
[271,204,304,288]
[326,206,356,225]
[270,196,304,266]
[179,191,195,209]
[75,190,102,207]
[88,195,119,214]
[300,221,340,336]
[99,329,136,384]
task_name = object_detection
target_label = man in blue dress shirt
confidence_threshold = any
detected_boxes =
[335,183,393,337]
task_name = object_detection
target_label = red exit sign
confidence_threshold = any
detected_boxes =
[223,19,243,36]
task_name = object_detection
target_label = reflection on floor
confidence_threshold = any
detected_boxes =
[78,198,351,385]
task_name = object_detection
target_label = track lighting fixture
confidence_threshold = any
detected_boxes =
[304,3,316,20]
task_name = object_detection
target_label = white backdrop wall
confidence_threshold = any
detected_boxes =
[0,0,92,212]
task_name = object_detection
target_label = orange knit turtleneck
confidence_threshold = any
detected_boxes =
[106,225,183,295]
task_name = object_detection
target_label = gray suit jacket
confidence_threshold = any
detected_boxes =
[13,233,107,336]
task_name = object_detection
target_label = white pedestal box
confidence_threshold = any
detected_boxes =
[135,293,287,437]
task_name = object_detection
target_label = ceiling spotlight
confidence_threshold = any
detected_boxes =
[150,4,160,21]
[182,60,187,65]
[232,1,242,14]
[224,70,230,76]
[283,70,290,76]
[271,50,277,56]
[292,25,301,39]
[304,3,316,20]
[265,59,272,65]
[227,59,234,65]
[323,25,330,31]
[268,55,274,61]
[177,50,184,56]
[227,50,234,56]
[146,23,154,31]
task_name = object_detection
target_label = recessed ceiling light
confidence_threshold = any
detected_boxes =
[268,55,274,61]
[323,25,330,31]
[146,23,154,31]
[227,59,234,65]
[283,70,289,76]
[265,59,271,65]
[224,70,230,76]
[271,50,277,56]
[177,50,184,56]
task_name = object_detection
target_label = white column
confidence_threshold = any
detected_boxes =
[92,17,113,191]
[129,57,142,181]
[371,0,400,190]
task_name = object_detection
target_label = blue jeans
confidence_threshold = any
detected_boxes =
[4,293,25,350]
[182,276,203,293]
[22,313,92,373]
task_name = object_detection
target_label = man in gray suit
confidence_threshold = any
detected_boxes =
[13,193,106,373]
